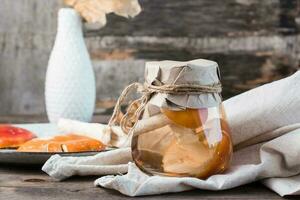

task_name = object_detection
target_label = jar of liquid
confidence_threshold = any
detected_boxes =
[131,59,232,179]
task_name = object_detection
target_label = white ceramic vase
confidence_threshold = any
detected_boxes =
[45,8,96,123]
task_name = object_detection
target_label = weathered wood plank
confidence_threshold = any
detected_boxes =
[86,35,300,55]
[1,0,300,115]
[91,51,298,102]
[1,40,298,114]
[85,0,294,37]
[1,34,299,114]
[0,0,62,34]
[2,0,300,37]
[0,165,293,200]
[0,184,291,200]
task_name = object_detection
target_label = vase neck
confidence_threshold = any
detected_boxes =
[57,8,83,37]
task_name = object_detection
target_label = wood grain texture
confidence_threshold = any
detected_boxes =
[0,165,296,200]
[84,0,282,37]
[0,0,300,115]
[0,116,297,200]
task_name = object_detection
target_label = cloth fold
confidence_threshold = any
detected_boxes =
[43,71,300,196]
[42,148,131,180]
[95,129,300,196]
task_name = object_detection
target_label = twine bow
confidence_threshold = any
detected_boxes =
[108,82,222,135]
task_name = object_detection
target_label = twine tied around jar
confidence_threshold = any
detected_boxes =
[107,81,222,136]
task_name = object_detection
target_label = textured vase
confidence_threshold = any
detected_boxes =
[45,8,96,123]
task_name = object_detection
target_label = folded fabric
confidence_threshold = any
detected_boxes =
[43,148,131,180]
[224,70,300,148]
[43,70,300,196]
[96,130,300,196]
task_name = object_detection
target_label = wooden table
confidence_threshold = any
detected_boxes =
[0,115,297,200]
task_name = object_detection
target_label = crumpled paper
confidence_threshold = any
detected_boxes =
[43,70,300,197]
[145,59,222,109]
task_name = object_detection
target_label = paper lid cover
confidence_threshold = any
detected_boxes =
[145,59,222,109]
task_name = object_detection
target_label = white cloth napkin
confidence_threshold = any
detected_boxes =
[43,70,300,196]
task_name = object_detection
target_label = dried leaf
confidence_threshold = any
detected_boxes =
[64,0,78,6]
[63,0,141,25]
[108,0,141,18]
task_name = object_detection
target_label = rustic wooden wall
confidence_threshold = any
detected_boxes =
[0,0,300,115]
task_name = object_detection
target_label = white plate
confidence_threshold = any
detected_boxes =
[0,123,108,165]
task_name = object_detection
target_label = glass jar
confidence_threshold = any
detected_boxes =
[130,59,232,179]
[132,105,232,178]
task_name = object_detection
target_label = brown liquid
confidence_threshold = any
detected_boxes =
[132,105,233,179]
